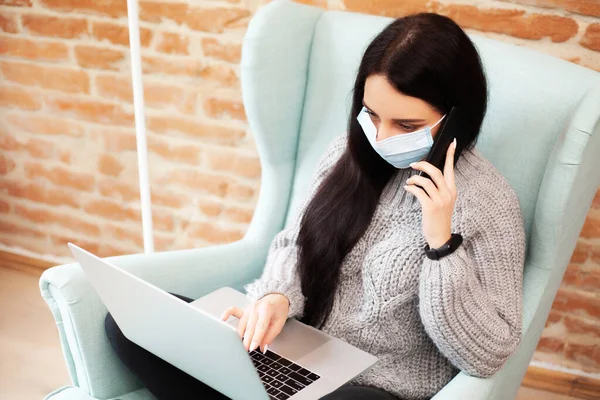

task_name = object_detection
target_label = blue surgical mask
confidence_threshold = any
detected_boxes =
[357,107,446,169]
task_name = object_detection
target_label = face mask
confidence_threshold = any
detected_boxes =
[357,107,445,169]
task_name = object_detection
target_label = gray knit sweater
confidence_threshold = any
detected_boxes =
[245,135,526,400]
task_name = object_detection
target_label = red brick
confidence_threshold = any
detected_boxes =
[147,116,244,143]
[7,113,86,137]
[21,14,88,39]
[1,61,90,94]
[164,169,229,197]
[565,343,600,369]
[153,210,175,231]
[206,149,261,179]
[203,97,246,121]
[96,242,136,258]
[0,132,19,150]
[39,0,127,18]
[148,136,201,165]
[75,45,125,70]
[544,310,564,327]
[435,4,579,43]
[52,235,100,257]
[223,206,254,224]
[152,190,190,209]
[156,32,189,55]
[562,264,600,291]
[571,241,591,263]
[0,85,42,110]
[95,74,191,112]
[502,0,600,18]
[144,82,189,112]
[23,138,54,159]
[198,198,223,217]
[101,128,137,152]
[0,221,48,255]
[581,23,600,52]
[98,179,139,202]
[0,153,16,174]
[0,12,19,33]
[580,212,600,238]
[184,7,251,33]
[91,21,153,47]
[0,179,79,208]
[98,154,124,177]
[226,182,255,201]
[84,199,140,222]
[592,189,600,209]
[552,288,600,319]
[139,2,250,33]
[25,161,95,192]
[94,74,131,102]
[15,204,100,236]
[0,221,44,239]
[102,224,143,247]
[187,221,245,244]
[0,36,69,61]
[141,54,204,77]
[293,0,327,7]
[199,64,239,87]
[343,0,429,16]
[536,337,565,354]
[563,315,600,337]
[201,37,241,63]
[139,1,188,24]
[0,0,32,6]
[45,94,134,126]
[0,200,9,213]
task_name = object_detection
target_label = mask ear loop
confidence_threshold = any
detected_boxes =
[431,114,446,130]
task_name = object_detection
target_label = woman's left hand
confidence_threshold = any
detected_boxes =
[404,139,458,249]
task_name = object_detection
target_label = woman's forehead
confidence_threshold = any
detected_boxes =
[363,75,440,120]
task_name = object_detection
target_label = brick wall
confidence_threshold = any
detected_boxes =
[1,0,599,375]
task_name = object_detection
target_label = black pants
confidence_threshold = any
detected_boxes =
[105,293,397,400]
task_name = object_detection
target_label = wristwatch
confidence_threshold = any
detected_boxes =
[424,233,463,260]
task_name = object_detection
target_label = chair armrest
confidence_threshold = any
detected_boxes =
[40,239,269,400]
[431,372,494,400]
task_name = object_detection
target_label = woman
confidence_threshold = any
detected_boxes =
[106,12,525,400]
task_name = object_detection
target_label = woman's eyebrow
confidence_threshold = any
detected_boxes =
[361,101,426,123]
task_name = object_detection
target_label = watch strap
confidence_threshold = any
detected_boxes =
[425,233,463,260]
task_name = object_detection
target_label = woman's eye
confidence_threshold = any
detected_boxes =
[366,110,379,120]
[399,123,416,131]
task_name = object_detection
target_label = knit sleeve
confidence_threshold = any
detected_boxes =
[418,192,526,378]
[245,134,347,319]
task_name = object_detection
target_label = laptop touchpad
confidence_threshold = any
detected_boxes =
[270,319,331,361]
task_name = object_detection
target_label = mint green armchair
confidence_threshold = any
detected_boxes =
[40,1,600,399]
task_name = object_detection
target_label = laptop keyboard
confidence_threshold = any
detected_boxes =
[250,349,320,400]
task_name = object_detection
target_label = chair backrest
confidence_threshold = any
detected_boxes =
[241,1,600,398]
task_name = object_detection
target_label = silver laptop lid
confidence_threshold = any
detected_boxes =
[68,243,269,400]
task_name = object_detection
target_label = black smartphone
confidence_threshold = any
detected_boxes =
[417,106,462,185]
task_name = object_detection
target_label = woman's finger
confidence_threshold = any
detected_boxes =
[404,184,433,208]
[249,310,271,353]
[243,308,259,351]
[220,306,243,321]
[443,138,457,191]
[405,175,441,203]
[260,317,286,353]
[237,306,251,340]
[410,161,447,195]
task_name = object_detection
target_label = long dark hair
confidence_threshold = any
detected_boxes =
[297,13,488,328]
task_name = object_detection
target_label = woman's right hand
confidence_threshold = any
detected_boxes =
[221,293,290,353]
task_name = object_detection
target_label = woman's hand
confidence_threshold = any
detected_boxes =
[404,139,458,249]
[221,293,290,353]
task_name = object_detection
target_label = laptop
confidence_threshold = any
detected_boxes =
[68,243,377,400]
